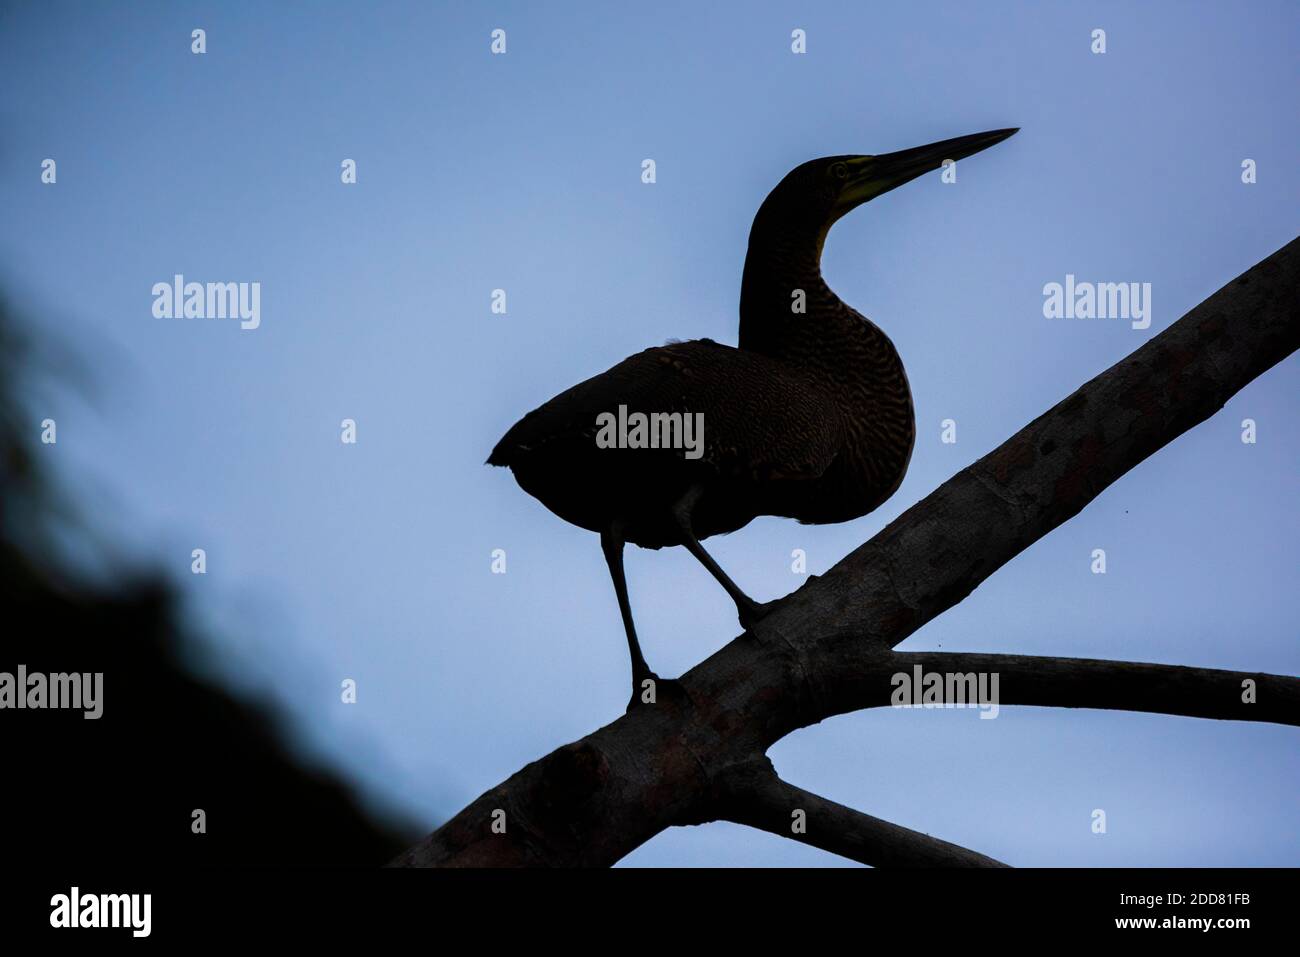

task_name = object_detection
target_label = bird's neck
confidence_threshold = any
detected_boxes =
[737,215,916,484]
[738,222,832,357]
[738,217,886,367]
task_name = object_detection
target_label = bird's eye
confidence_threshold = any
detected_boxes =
[831,163,849,180]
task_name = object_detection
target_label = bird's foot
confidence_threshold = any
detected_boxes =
[737,597,775,633]
[626,673,689,712]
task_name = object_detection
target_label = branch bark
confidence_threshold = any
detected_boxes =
[887,652,1299,726]
[717,758,1009,867]
[394,237,1300,868]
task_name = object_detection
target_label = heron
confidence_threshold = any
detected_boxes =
[489,128,1018,709]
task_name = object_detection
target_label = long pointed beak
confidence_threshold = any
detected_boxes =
[841,127,1018,208]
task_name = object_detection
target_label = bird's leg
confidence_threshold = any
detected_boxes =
[601,523,661,710]
[671,486,771,631]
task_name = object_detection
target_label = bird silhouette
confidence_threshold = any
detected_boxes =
[489,128,1018,709]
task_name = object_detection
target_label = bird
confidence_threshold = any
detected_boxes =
[488,128,1018,710]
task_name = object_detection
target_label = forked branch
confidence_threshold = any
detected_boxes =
[394,237,1300,868]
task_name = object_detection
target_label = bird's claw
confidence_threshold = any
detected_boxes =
[626,674,688,712]
[737,599,775,632]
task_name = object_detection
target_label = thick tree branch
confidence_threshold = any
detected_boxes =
[394,237,1300,868]
[716,759,1008,867]
[886,652,1300,725]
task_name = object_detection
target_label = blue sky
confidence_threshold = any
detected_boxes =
[3,0,1296,865]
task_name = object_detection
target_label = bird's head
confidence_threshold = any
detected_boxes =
[756,128,1019,240]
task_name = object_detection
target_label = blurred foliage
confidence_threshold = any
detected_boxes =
[0,291,417,866]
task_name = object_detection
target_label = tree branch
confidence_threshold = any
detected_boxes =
[885,652,1300,725]
[393,237,1300,868]
[716,759,1008,867]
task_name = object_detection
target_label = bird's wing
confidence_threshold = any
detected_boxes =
[488,338,844,481]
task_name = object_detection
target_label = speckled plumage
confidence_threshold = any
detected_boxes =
[489,177,918,545]
[489,337,854,545]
